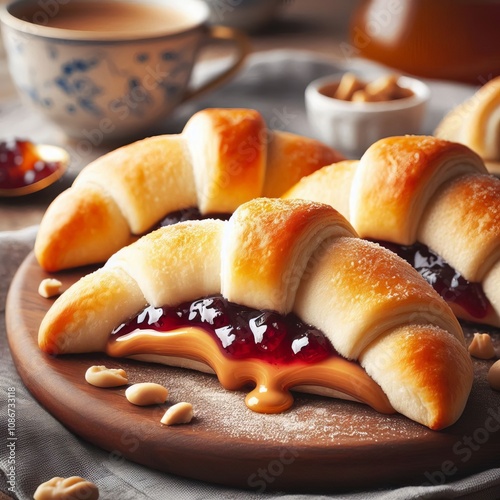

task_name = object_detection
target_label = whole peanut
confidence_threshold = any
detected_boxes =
[125,382,168,406]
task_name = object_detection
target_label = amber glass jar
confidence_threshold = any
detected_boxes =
[349,0,500,84]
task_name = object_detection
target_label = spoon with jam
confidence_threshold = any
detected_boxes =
[0,139,69,197]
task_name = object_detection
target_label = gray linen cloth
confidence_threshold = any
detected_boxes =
[1,50,500,499]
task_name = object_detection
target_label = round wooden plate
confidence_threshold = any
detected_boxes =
[6,252,500,493]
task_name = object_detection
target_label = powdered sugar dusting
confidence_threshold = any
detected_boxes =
[89,323,500,453]
[118,361,422,446]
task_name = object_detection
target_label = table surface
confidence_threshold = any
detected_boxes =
[0,0,359,232]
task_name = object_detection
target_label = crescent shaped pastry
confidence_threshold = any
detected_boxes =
[434,76,500,175]
[283,135,500,326]
[39,198,472,430]
[34,108,343,272]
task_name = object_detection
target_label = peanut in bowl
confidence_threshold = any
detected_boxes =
[305,72,430,158]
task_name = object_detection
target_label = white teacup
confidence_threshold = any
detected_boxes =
[0,0,250,141]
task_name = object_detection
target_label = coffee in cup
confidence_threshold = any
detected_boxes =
[0,0,250,141]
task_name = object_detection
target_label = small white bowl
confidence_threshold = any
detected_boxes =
[305,73,430,158]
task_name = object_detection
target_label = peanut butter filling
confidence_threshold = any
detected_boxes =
[106,327,394,415]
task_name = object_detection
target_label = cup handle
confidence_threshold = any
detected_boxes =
[181,25,251,102]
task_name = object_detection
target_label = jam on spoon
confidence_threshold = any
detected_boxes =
[0,138,68,196]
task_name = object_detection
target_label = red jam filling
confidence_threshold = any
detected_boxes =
[112,295,335,365]
[376,240,491,319]
[0,139,60,189]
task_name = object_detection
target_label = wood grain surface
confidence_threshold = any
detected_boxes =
[6,252,500,493]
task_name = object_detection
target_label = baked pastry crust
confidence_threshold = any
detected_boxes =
[283,136,500,326]
[434,76,500,175]
[34,108,343,271]
[39,198,472,430]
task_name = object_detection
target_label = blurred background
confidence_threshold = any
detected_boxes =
[192,0,362,61]
[201,0,500,84]
[1,0,500,229]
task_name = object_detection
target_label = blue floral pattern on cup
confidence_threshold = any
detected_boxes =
[1,24,198,138]
[54,56,103,116]
[39,47,191,120]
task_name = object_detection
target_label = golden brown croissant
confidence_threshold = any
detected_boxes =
[34,108,343,271]
[39,198,472,430]
[283,135,500,326]
[434,76,500,175]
